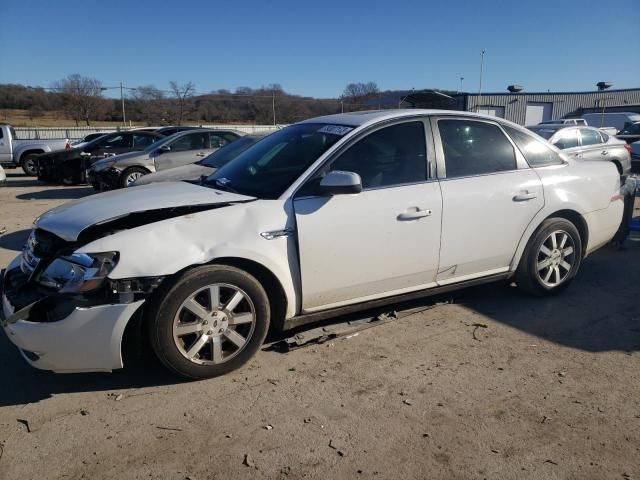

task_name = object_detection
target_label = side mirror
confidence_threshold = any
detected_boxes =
[156,145,171,155]
[318,170,362,196]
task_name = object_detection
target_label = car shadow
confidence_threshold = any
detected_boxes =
[1,243,638,407]
[16,187,94,200]
[0,229,30,251]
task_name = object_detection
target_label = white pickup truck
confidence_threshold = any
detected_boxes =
[0,124,70,175]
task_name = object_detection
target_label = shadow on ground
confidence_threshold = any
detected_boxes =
[16,186,94,200]
[0,229,30,251]
[1,242,638,407]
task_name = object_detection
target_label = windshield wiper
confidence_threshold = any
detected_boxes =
[212,179,240,194]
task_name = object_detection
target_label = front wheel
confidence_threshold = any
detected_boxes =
[147,265,270,379]
[515,218,583,296]
[120,167,147,188]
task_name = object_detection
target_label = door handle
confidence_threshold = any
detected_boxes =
[601,150,608,155]
[397,207,432,221]
[196,153,206,157]
[513,191,537,202]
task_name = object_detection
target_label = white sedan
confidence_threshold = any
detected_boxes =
[1,110,623,379]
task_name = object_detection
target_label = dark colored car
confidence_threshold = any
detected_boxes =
[154,126,202,136]
[36,131,165,185]
[616,122,640,144]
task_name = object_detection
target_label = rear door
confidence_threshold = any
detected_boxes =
[431,117,544,284]
[578,128,607,162]
[550,128,581,158]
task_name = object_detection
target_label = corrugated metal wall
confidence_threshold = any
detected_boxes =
[464,89,640,125]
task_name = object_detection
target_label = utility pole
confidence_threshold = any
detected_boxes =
[272,91,276,126]
[120,81,126,126]
[477,49,486,112]
[341,100,344,113]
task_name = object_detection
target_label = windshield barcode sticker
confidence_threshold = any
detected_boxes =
[317,125,353,135]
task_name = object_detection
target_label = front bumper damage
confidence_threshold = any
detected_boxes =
[1,255,146,373]
[89,167,123,190]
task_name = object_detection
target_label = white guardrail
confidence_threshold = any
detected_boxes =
[14,124,284,140]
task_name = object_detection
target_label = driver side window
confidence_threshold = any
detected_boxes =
[328,121,427,189]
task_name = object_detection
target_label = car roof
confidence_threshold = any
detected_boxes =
[298,109,512,128]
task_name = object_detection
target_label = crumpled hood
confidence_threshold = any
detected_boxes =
[132,163,215,186]
[36,181,255,241]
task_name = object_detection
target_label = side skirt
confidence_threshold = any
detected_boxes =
[283,272,512,331]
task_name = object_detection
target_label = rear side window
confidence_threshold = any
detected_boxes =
[552,129,579,149]
[438,119,516,178]
[579,129,603,146]
[133,133,157,148]
[329,121,427,189]
[504,126,564,167]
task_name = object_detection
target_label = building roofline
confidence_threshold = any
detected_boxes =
[462,87,640,97]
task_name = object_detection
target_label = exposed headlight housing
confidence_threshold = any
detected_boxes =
[39,252,118,293]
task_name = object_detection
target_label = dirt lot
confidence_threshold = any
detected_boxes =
[0,171,639,480]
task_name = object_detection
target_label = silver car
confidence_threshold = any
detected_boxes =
[528,125,631,175]
[89,129,244,189]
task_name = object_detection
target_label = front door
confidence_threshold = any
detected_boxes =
[294,120,442,312]
[156,132,214,171]
[577,128,607,163]
[432,117,544,284]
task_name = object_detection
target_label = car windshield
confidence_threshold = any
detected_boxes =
[527,127,556,140]
[200,136,263,168]
[204,123,348,199]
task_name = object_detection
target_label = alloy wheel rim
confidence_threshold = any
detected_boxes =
[535,230,575,288]
[25,158,35,174]
[172,283,256,365]
[125,172,144,185]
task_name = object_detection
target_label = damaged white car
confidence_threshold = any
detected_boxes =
[1,110,624,379]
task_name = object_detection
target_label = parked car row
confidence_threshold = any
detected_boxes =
[88,129,243,189]
[527,125,632,175]
[1,110,624,379]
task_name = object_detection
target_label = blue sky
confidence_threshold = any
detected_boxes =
[1,0,638,98]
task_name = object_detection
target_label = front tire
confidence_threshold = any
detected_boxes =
[120,167,147,188]
[147,265,270,379]
[515,218,583,296]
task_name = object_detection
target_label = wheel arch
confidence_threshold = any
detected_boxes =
[512,208,589,272]
[610,159,623,175]
[19,149,45,162]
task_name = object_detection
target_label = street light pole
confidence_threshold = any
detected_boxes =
[459,77,464,93]
[120,81,126,127]
[478,49,486,111]
[272,91,276,126]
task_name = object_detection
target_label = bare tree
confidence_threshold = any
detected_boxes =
[169,81,195,125]
[341,81,379,100]
[51,74,104,126]
[131,85,167,124]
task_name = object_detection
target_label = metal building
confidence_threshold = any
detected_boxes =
[366,88,640,126]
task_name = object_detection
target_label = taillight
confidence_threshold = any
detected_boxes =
[65,140,71,150]
[624,144,631,154]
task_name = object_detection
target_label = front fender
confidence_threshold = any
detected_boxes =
[77,200,300,318]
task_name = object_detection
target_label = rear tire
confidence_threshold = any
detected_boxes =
[120,167,147,188]
[515,218,583,296]
[20,153,39,176]
[147,265,270,380]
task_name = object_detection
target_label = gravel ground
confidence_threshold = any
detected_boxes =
[0,172,639,480]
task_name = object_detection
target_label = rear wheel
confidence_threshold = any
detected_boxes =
[20,153,39,176]
[120,167,147,188]
[515,218,583,296]
[147,265,270,379]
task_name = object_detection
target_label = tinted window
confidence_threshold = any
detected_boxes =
[438,120,516,178]
[133,133,157,148]
[0,128,3,139]
[209,132,238,149]
[579,129,603,146]
[619,123,640,135]
[170,132,209,152]
[100,134,130,149]
[505,126,563,167]
[552,129,579,149]
[329,122,427,189]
